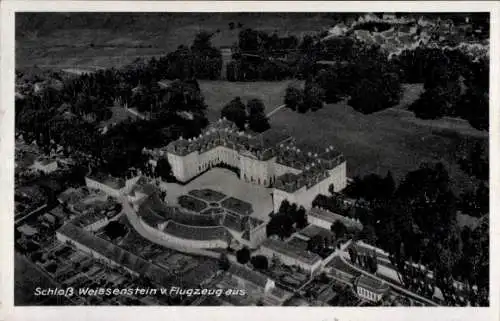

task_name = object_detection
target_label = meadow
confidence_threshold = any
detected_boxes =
[16,12,336,69]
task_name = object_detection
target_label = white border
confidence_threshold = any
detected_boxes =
[1,2,499,321]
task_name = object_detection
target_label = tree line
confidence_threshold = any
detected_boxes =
[345,162,488,306]
[16,73,210,179]
[284,37,403,114]
[396,47,489,131]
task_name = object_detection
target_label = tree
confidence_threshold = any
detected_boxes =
[221,97,247,130]
[278,200,291,214]
[247,98,270,133]
[247,98,265,115]
[284,86,304,111]
[303,81,325,112]
[236,246,251,264]
[296,206,308,229]
[307,235,326,254]
[248,112,270,133]
[328,183,335,196]
[155,158,172,181]
[239,28,260,53]
[219,253,231,271]
[383,171,396,197]
[250,255,269,270]
[331,220,347,239]
[104,221,127,239]
[348,246,358,264]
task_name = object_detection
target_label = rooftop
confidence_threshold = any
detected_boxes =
[17,224,38,236]
[261,238,322,266]
[356,275,390,294]
[58,187,90,205]
[57,223,176,287]
[308,207,345,224]
[298,224,334,240]
[228,263,270,289]
[87,173,126,190]
[49,205,67,219]
[326,256,361,277]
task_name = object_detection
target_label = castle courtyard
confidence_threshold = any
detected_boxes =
[160,168,274,222]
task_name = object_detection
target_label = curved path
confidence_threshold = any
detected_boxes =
[266,104,286,118]
[119,196,228,261]
[338,254,439,306]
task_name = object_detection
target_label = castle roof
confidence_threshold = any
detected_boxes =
[165,118,291,161]
[161,119,345,193]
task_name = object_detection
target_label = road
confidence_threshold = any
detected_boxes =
[15,204,48,225]
[119,196,226,261]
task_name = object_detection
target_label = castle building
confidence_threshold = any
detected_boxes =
[144,119,347,212]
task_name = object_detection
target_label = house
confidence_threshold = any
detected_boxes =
[325,256,360,281]
[85,173,140,198]
[308,207,363,231]
[49,206,68,221]
[30,159,58,174]
[42,213,57,225]
[228,264,275,295]
[128,178,158,204]
[260,238,322,275]
[355,275,390,302]
[17,224,39,237]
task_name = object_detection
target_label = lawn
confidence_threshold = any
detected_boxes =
[221,197,253,216]
[268,101,488,195]
[188,188,227,202]
[200,80,301,121]
[177,195,208,212]
[99,106,138,128]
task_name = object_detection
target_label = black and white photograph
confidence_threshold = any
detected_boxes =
[2,1,497,316]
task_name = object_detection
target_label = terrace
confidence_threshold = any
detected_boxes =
[162,221,232,241]
[178,195,208,212]
[138,195,222,227]
[221,197,253,216]
[188,189,226,202]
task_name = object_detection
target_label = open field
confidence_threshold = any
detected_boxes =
[200,80,300,121]
[269,104,487,194]
[197,80,487,194]
[17,13,337,69]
